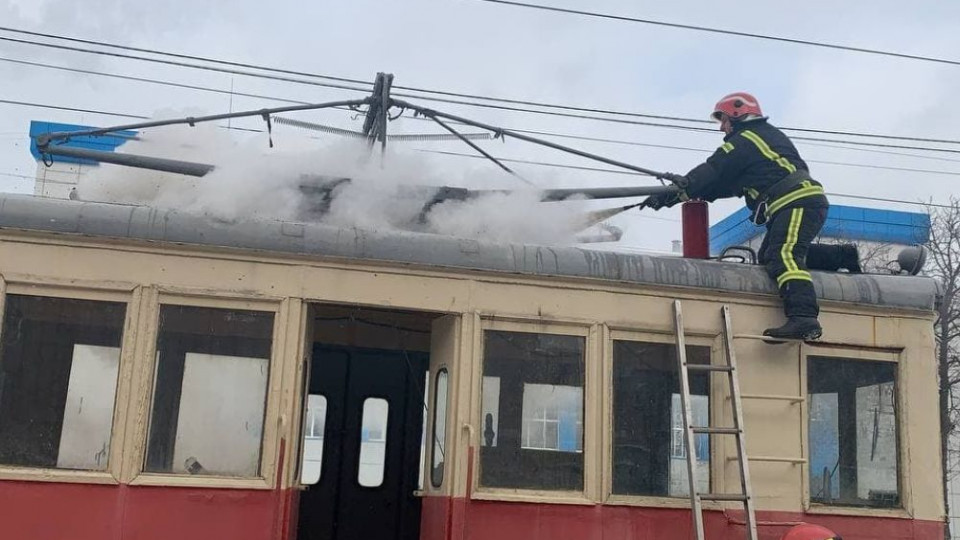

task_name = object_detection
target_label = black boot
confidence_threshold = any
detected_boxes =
[840,244,861,273]
[763,317,823,341]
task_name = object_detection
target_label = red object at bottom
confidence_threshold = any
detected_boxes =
[682,200,710,259]
[781,523,841,540]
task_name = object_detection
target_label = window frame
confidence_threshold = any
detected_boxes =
[0,277,139,485]
[602,327,723,509]
[800,343,911,519]
[470,316,599,505]
[125,291,285,490]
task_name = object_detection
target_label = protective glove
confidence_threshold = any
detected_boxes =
[642,192,682,210]
[659,172,689,188]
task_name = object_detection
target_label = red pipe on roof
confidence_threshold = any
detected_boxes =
[682,200,710,259]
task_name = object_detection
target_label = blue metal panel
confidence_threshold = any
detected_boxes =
[29,121,136,166]
[710,204,930,254]
[709,206,760,255]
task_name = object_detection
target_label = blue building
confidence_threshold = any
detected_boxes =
[709,204,930,270]
[28,120,135,199]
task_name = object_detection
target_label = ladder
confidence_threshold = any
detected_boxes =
[673,300,758,540]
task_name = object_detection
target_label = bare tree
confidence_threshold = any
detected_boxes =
[925,197,960,537]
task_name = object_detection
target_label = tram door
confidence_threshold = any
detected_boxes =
[297,345,428,540]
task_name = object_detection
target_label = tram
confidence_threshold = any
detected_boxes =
[0,191,944,540]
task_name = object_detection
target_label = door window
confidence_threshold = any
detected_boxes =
[358,397,389,488]
[301,394,328,485]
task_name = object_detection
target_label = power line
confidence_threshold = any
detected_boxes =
[0,99,267,135]
[4,27,960,146]
[0,56,309,107]
[8,96,960,180]
[800,141,960,164]
[420,146,960,180]
[0,36,374,96]
[0,171,34,180]
[8,52,960,159]
[471,0,960,68]
[0,25,374,87]
[417,148,649,177]
[0,98,148,120]
[829,192,953,210]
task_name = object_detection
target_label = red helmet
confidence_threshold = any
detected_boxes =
[712,92,763,122]
[780,524,842,540]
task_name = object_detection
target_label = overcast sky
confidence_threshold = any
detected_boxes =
[2,0,960,251]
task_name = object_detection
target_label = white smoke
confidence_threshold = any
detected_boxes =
[77,110,621,245]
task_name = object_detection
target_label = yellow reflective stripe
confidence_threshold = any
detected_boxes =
[777,270,813,287]
[780,207,803,276]
[777,208,812,287]
[745,187,760,198]
[721,142,734,153]
[766,185,825,216]
[741,130,797,173]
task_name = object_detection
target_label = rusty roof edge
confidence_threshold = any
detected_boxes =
[0,194,940,312]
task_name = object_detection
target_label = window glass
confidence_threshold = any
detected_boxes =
[431,369,448,487]
[300,394,327,485]
[809,356,899,507]
[419,370,428,491]
[612,340,710,497]
[145,305,273,477]
[481,376,500,447]
[0,295,125,471]
[359,397,389,487]
[480,330,584,491]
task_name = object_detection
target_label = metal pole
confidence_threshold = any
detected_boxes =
[429,115,517,176]
[35,97,373,146]
[394,98,672,180]
[40,146,215,177]
[380,73,393,156]
[535,185,677,201]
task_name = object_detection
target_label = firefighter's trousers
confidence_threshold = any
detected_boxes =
[758,203,828,319]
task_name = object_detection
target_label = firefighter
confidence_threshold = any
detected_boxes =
[644,92,847,340]
[779,523,842,540]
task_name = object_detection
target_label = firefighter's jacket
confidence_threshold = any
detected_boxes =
[682,118,827,222]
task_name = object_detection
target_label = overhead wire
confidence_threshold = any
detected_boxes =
[7,49,960,160]
[470,0,960,69]
[4,27,960,146]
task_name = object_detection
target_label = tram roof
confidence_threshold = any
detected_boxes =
[0,194,940,312]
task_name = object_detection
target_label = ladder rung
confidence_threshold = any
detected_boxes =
[699,493,749,502]
[739,394,805,403]
[692,426,741,435]
[727,455,807,464]
[686,363,734,372]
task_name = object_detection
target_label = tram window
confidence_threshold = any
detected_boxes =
[481,376,500,447]
[358,397,389,487]
[0,295,125,471]
[479,330,584,491]
[611,341,711,497]
[145,305,273,478]
[431,369,448,488]
[419,370,428,491]
[300,394,328,485]
[808,356,899,508]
